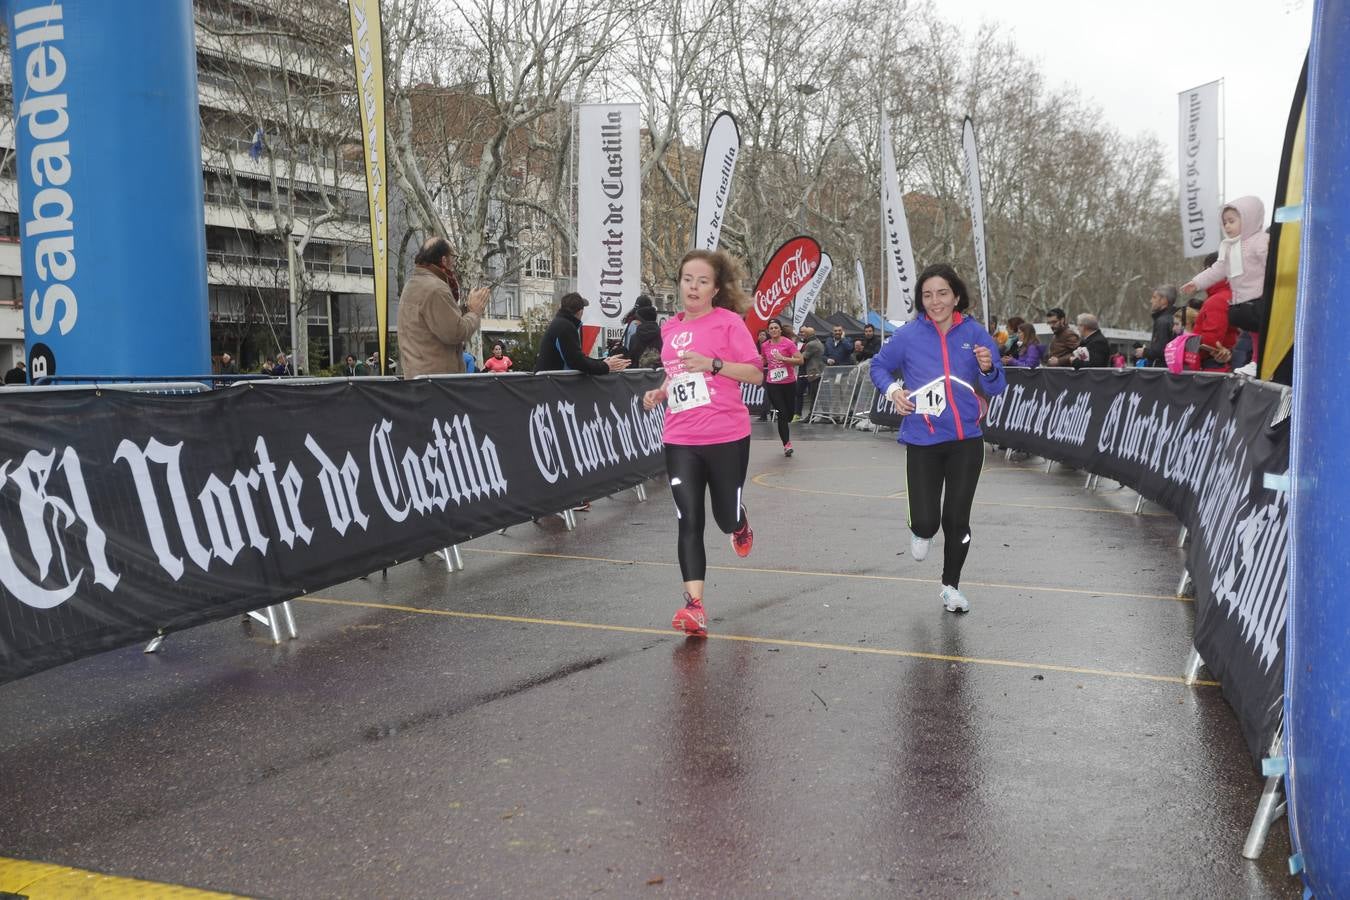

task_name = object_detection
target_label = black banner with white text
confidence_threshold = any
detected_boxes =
[980,368,1288,763]
[0,372,666,683]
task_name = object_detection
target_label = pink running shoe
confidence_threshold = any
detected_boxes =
[671,593,707,637]
[730,515,754,558]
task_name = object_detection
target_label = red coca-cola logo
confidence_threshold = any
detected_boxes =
[745,236,821,333]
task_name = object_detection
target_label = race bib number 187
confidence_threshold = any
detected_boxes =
[668,371,712,413]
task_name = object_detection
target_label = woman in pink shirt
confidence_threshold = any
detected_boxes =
[642,250,765,637]
[482,342,513,372]
[760,318,804,456]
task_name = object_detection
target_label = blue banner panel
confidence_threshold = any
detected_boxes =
[5,0,209,380]
[1286,0,1350,895]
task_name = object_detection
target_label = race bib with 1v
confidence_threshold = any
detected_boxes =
[911,377,948,417]
[667,371,712,413]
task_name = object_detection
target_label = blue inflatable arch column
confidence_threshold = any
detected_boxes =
[4,0,209,380]
[1286,0,1350,895]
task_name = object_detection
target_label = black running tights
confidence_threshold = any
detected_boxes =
[906,437,984,589]
[765,383,795,444]
[665,437,751,582]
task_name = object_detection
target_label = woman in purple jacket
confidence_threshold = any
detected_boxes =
[869,263,1007,614]
[1003,322,1043,368]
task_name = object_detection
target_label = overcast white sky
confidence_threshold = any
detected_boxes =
[939,0,1312,218]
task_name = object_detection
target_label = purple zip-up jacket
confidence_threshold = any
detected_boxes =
[869,311,1007,446]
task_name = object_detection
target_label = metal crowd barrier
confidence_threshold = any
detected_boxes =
[808,364,866,424]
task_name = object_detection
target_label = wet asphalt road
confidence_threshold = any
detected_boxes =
[0,422,1298,898]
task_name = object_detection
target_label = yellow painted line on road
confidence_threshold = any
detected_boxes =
[0,857,242,898]
[300,596,1218,688]
[462,547,1190,604]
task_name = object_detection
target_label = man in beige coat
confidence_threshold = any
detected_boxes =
[396,237,490,377]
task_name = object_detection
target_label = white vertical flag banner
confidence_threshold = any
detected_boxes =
[792,252,834,333]
[577,103,642,330]
[880,113,917,321]
[1177,80,1222,258]
[695,111,740,250]
[961,116,992,327]
[854,257,868,319]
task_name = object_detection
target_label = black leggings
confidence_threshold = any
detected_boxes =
[765,383,795,444]
[906,438,984,589]
[665,437,751,582]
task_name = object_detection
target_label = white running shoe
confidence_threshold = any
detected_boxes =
[1234,362,1258,377]
[910,533,931,562]
[940,584,969,613]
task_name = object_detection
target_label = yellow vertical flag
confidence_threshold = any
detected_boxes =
[349,0,389,374]
[1260,57,1307,384]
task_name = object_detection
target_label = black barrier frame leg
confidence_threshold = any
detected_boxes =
[143,634,165,654]
[1243,729,1287,859]
[281,601,298,639]
[634,484,647,503]
[1045,459,1055,474]
[1134,492,1147,515]
[1177,525,1189,548]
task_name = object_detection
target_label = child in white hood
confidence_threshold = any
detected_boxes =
[1182,196,1269,303]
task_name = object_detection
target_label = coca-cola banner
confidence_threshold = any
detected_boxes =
[0,372,666,684]
[694,111,740,251]
[578,104,642,329]
[792,252,833,334]
[881,112,918,321]
[878,368,1286,763]
[744,236,822,336]
[961,117,992,326]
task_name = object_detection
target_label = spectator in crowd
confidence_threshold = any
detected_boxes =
[856,323,882,360]
[483,342,513,372]
[1042,307,1081,367]
[463,350,478,373]
[1002,322,1043,368]
[1182,195,1270,332]
[367,352,381,374]
[796,325,825,420]
[991,317,1008,350]
[271,352,290,377]
[760,318,802,456]
[1193,252,1238,371]
[218,352,239,375]
[824,325,854,365]
[340,354,361,377]
[397,236,490,377]
[1069,314,1111,368]
[535,292,632,375]
[621,294,654,357]
[4,359,26,384]
[626,305,663,368]
[853,339,867,361]
[1002,316,1026,356]
[1135,286,1178,367]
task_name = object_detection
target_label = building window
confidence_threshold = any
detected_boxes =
[0,275,22,303]
[524,254,552,279]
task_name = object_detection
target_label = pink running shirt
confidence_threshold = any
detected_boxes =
[660,307,762,445]
[760,337,799,385]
